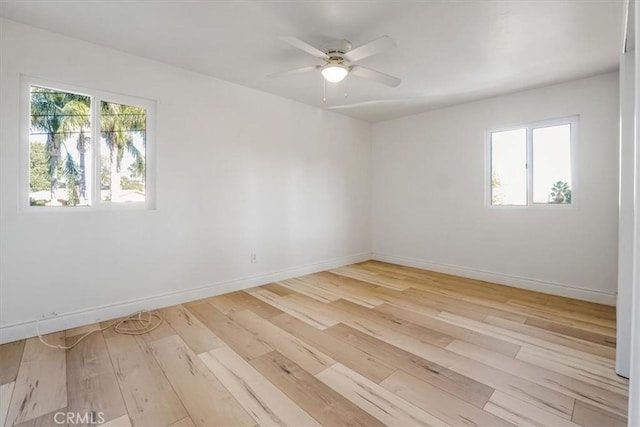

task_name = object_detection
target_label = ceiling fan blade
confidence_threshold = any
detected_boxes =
[327,100,400,110]
[344,36,395,62]
[349,65,401,87]
[327,99,430,110]
[326,90,474,111]
[280,37,328,59]
[268,65,321,78]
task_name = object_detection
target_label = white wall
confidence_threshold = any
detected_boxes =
[372,73,619,304]
[0,19,372,342]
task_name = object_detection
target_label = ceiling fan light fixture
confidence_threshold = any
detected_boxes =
[321,64,348,83]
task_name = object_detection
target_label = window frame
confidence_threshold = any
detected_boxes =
[20,75,156,212]
[485,115,578,209]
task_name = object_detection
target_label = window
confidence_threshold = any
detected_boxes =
[24,78,154,209]
[488,117,576,207]
[100,101,147,203]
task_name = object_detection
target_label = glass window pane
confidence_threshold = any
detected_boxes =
[491,129,527,205]
[532,124,572,204]
[100,101,147,203]
[29,86,91,207]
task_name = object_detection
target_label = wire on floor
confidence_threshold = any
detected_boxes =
[36,310,163,350]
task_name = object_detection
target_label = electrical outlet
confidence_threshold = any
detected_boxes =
[250,253,257,263]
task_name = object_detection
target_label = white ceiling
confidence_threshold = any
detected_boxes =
[0,0,624,122]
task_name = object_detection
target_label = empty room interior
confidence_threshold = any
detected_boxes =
[1,1,640,426]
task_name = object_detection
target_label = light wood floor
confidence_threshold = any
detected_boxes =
[0,261,628,427]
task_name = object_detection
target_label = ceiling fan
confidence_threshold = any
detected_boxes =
[270,36,401,87]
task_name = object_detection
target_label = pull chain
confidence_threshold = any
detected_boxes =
[323,78,327,102]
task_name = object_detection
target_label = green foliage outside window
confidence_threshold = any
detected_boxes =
[549,181,572,204]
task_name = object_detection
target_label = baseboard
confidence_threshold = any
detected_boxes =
[0,252,372,344]
[372,252,617,306]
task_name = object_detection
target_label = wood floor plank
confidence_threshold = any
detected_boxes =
[228,309,335,374]
[149,335,255,427]
[100,318,125,339]
[571,400,628,427]
[329,266,410,291]
[314,271,387,302]
[0,340,25,385]
[1,382,14,427]
[199,346,320,426]
[436,311,615,366]
[208,291,283,319]
[457,297,617,338]
[281,293,343,328]
[402,287,528,323]
[518,344,619,376]
[401,273,515,305]
[506,299,616,329]
[380,370,514,427]
[104,334,187,426]
[376,303,521,357]
[326,323,495,408]
[484,315,615,359]
[516,346,628,396]
[370,288,441,318]
[136,316,177,345]
[186,302,273,360]
[340,323,576,419]
[386,264,612,328]
[65,323,101,339]
[5,333,67,426]
[66,332,127,425]
[289,298,383,337]
[524,317,616,347]
[376,265,527,304]
[276,278,341,303]
[330,299,455,348]
[484,390,580,427]
[317,363,450,427]
[292,272,385,308]
[247,289,337,329]
[167,417,196,427]
[362,263,615,323]
[250,351,384,427]
[205,292,254,314]
[445,339,628,416]
[13,407,67,427]
[233,291,286,318]
[270,313,395,383]
[509,295,616,322]
[376,272,513,306]
[161,304,226,354]
[260,283,295,296]
[355,262,446,284]
[356,261,437,280]
[101,414,132,427]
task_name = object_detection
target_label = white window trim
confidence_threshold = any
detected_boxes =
[20,75,156,212]
[484,115,579,209]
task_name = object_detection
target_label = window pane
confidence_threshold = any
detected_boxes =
[29,86,91,207]
[532,124,572,204]
[491,129,527,205]
[100,101,147,203]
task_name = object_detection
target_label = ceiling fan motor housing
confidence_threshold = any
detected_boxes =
[321,39,352,58]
